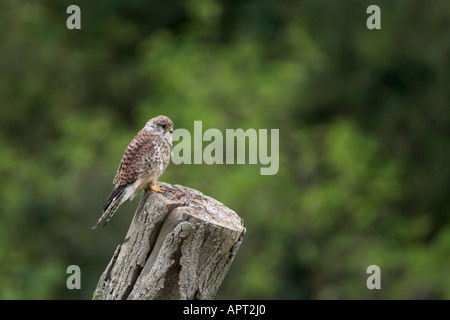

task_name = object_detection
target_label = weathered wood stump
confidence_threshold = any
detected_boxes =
[93,182,246,300]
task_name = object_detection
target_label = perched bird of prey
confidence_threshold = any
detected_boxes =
[93,115,174,229]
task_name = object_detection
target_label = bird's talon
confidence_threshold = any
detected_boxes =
[149,183,164,193]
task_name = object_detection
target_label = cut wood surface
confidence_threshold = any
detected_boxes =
[93,182,246,300]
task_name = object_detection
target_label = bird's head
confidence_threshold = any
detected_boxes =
[144,115,174,137]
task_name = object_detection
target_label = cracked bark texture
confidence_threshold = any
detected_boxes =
[93,182,246,300]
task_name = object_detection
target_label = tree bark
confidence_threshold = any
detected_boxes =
[93,182,246,300]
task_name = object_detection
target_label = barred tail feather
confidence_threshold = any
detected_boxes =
[93,185,127,229]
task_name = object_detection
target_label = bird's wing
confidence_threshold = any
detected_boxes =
[113,129,154,185]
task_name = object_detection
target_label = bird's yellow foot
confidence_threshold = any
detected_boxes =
[149,183,164,193]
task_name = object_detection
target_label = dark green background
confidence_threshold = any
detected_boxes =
[0,0,449,299]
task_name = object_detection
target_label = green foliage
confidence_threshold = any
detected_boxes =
[0,0,449,299]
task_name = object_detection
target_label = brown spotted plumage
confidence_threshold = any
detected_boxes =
[93,115,174,229]
[113,129,155,185]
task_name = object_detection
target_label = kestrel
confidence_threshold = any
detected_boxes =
[93,115,174,229]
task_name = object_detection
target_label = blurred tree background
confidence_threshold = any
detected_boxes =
[0,0,449,299]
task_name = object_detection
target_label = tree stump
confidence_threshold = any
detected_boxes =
[93,182,246,300]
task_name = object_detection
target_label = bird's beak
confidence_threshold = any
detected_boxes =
[169,127,174,134]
